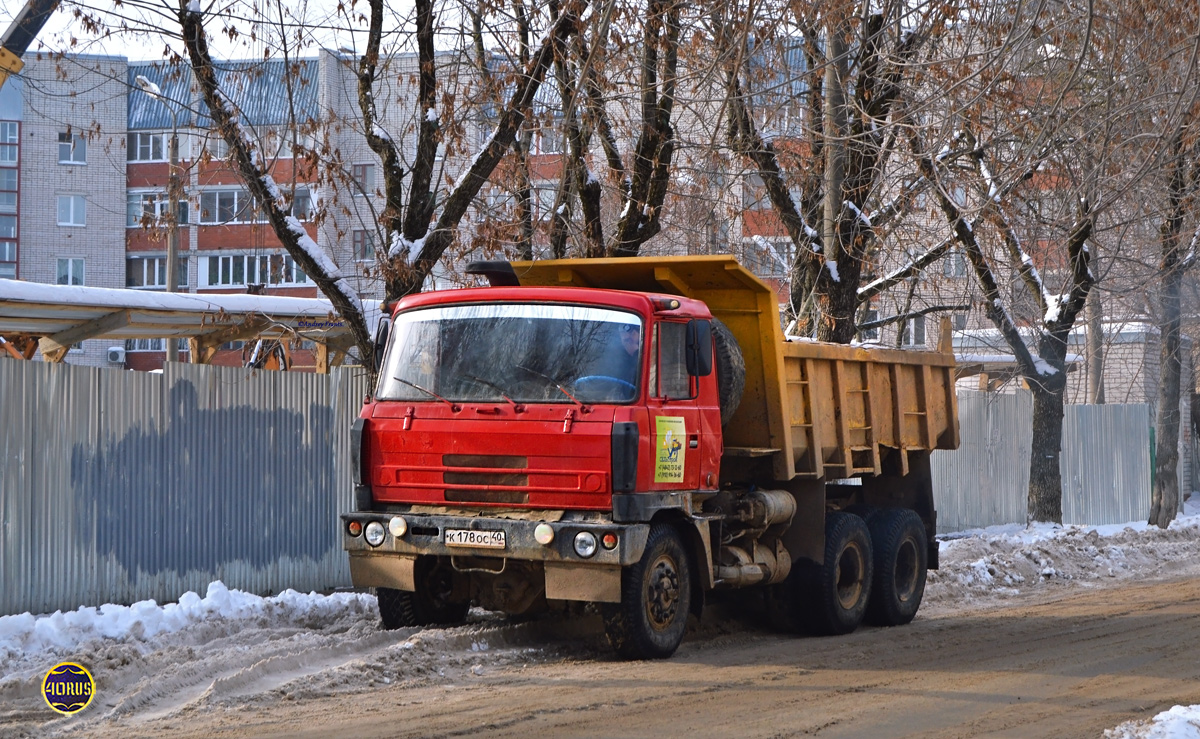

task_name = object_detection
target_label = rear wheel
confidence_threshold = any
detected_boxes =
[805,512,874,636]
[864,509,928,626]
[376,557,469,629]
[603,524,692,660]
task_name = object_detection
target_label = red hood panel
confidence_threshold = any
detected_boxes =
[368,404,615,511]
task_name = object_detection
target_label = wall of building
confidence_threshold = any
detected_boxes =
[18,56,129,367]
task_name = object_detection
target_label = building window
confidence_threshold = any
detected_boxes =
[127,256,188,289]
[0,121,17,165]
[352,229,375,261]
[0,238,15,279]
[204,253,308,287]
[57,195,86,226]
[127,191,189,228]
[902,315,926,347]
[202,132,229,161]
[531,127,563,155]
[199,189,262,224]
[943,249,968,278]
[57,257,84,285]
[0,167,15,213]
[742,174,768,210]
[127,132,165,162]
[124,338,192,356]
[952,312,968,331]
[291,187,312,220]
[58,132,87,164]
[860,308,879,341]
[352,163,375,197]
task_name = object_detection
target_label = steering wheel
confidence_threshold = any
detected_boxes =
[574,375,636,394]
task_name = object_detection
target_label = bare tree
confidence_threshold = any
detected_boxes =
[172,0,587,373]
[907,0,1200,522]
[715,0,944,342]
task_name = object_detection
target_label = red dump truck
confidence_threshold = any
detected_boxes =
[342,256,959,659]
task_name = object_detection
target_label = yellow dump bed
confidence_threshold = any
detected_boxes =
[510,256,959,482]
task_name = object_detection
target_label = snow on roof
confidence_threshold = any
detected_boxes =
[0,279,379,343]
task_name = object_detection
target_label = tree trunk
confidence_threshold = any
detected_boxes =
[1087,290,1105,403]
[1150,282,1182,528]
[1148,128,1191,529]
[1028,383,1066,524]
[817,10,850,343]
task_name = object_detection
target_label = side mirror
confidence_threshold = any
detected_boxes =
[685,319,713,377]
[372,317,391,372]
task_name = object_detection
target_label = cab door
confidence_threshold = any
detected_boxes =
[645,319,718,491]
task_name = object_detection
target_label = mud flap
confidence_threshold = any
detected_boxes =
[544,562,622,603]
[349,553,416,591]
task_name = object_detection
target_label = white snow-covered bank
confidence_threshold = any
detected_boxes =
[2,499,1198,672]
[1107,705,1200,738]
[926,497,1200,604]
[0,582,376,671]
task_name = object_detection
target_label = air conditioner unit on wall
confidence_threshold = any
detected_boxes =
[107,347,126,364]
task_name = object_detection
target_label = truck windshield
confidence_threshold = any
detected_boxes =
[376,303,642,404]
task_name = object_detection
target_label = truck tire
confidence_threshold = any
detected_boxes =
[864,508,928,627]
[806,512,874,636]
[602,524,692,659]
[711,318,745,425]
[376,558,469,629]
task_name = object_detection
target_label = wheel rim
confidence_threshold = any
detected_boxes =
[422,563,457,611]
[894,538,920,603]
[835,541,865,610]
[645,553,681,631]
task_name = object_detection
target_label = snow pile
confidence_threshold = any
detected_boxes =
[1106,705,1200,739]
[0,581,375,667]
[926,500,1200,607]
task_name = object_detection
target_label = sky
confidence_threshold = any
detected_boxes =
[1,0,407,64]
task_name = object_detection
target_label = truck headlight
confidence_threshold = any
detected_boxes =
[573,531,597,558]
[364,521,386,547]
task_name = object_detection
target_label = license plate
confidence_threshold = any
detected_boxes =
[444,528,506,549]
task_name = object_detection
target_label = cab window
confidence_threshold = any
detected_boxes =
[656,322,693,399]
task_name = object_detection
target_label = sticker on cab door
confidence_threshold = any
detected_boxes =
[654,416,686,483]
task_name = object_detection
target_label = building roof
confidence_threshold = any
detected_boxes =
[127,59,320,130]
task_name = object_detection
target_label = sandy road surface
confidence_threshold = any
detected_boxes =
[65,572,1200,739]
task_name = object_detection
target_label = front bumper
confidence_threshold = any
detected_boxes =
[341,511,650,567]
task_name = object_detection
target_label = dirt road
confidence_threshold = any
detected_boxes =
[67,572,1200,739]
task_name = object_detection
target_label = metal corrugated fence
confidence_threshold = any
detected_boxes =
[931,391,1032,531]
[932,390,1153,531]
[1061,403,1151,526]
[0,364,1166,616]
[1,361,370,616]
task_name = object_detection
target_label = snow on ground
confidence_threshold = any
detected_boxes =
[1,497,1199,736]
[1107,705,1200,739]
[925,496,1200,607]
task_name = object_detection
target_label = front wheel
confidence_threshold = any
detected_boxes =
[376,557,469,629]
[603,524,692,660]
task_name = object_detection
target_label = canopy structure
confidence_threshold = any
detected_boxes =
[0,279,377,371]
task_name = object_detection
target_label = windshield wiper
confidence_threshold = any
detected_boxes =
[392,377,460,412]
[462,373,524,412]
[516,365,587,411]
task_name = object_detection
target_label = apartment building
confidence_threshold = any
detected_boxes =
[2,52,411,369]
